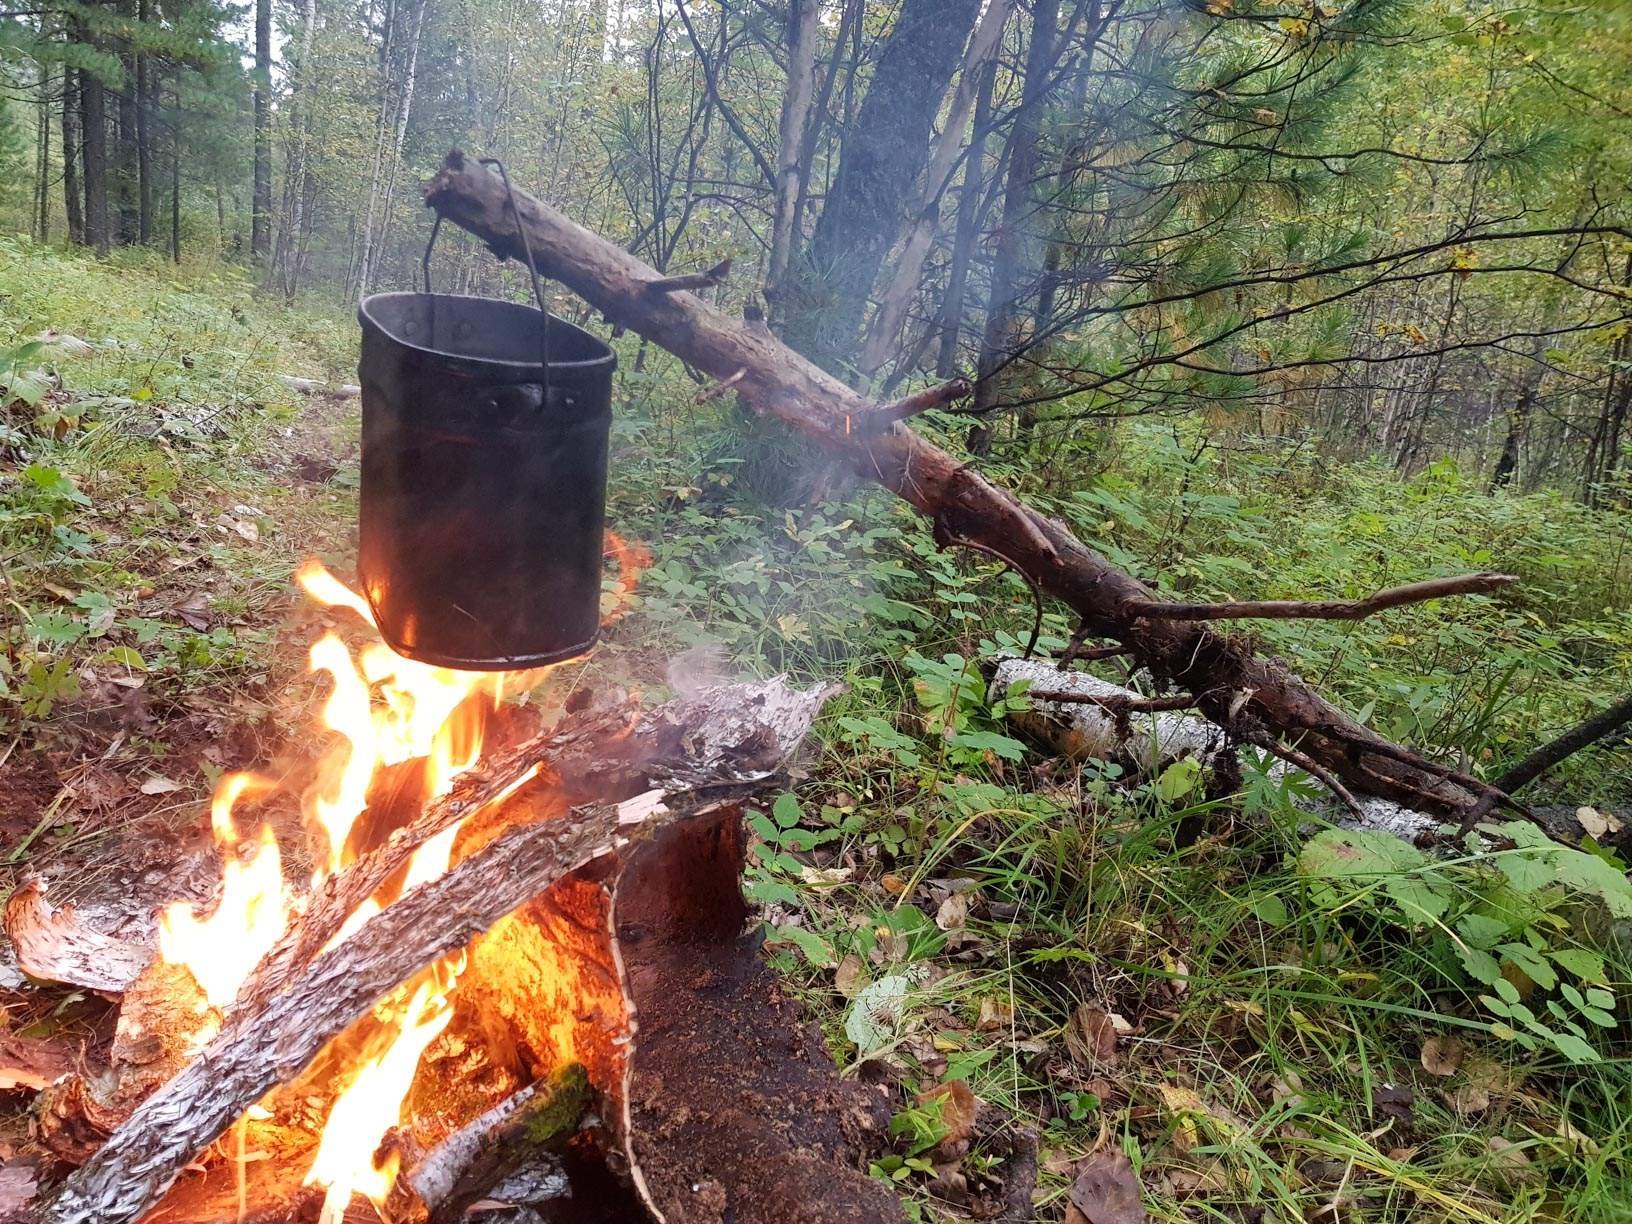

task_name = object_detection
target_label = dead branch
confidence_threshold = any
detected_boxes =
[1125,573,1517,622]
[869,377,974,427]
[1494,691,1632,795]
[646,256,733,294]
[421,149,1507,819]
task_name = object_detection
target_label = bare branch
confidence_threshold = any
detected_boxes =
[1127,574,1517,622]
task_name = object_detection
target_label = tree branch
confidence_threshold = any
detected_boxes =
[1126,573,1517,622]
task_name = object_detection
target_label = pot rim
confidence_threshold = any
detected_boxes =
[359,290,617,375]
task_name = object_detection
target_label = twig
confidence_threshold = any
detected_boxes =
[645,257,732,295]
[697,368,747,404]
[1253,735,1366,819]
[1127,573,1518,622]
[937,527,1045,659]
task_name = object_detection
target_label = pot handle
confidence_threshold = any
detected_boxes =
[421,155,553,398]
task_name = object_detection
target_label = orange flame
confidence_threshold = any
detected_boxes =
[156,548,648,1216]
[304,955,465,1222]
[602,529,653,626]
[157,774,288,1011]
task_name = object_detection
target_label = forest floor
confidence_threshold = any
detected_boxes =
[4,242,1632,1222]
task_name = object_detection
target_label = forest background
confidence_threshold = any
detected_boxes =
[3,0,1632,1220]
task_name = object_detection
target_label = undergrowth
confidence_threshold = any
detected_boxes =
[5,248,1632,1220]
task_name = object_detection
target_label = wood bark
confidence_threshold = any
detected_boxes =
[935,49,998,379]
[424,150,1511,820]
[135,0,152,245]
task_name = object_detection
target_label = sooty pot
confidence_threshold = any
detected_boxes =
[356,290,617,670]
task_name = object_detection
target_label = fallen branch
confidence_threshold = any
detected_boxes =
[422,149,1509,819]
[1125,573,1517,622]
[1493,691,1632,795]
[1024,689,1197,714]
[44,794,661,1224]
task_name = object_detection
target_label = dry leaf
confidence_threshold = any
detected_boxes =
[1445,1081,1490,1114]
[1419,1036,1464,1077]
[139,775,182,796]
[1064,1004,1120,1068]
[834,954,865,999]
[1372,1082,1414,1126]
[917,1080,978,1161]
[1485,1136,1538,1183]
[976,996,1014,1031]
[1577,806,1622,839]
[880,873,907,896]
[936,892,968,931]
[173,595,210,631]
[1064,1150,1145,1224]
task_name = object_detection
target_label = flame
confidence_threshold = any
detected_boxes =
[304,955,465,1222]
[155,550,649,1216]
[157,774,288,1011]
[602,529,652,625]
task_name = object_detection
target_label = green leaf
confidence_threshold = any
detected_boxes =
[1299,828,1452,925]
[22,463,91,507]
[772,792,802,830]
[1550,949,1607,983]
[1456,914,1510,950]
[1155,758,1203,803]
[948,730,1027,762]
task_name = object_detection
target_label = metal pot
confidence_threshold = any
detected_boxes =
[356,290,616,670]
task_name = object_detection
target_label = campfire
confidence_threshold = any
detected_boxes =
[5,550,902,1224]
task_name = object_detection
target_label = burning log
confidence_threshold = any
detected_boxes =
[423,148,1528,828]
[41,676,868,1224]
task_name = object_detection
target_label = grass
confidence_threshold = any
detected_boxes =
[4,242,1632,1220]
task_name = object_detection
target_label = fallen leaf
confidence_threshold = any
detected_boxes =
[1064,1004,1119,1068]
[1372,1082,1414,1126]
[1064,1150,1145,1224]
[834,954,865,998]
[917,1080,978,1161]
[1445,1081,1490,1114]
[1485,1136,1538,1183]
[1577,806,1623,839]
[936,892,968,931]
[1419,1036,1464,1077]
[976,996,1014,1031]
[880,873,907,896]
[173,595,210,631]
[231,518,260,543]
[139,775,182,796]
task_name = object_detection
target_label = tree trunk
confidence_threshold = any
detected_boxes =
[936,51,997,379]
[136,0,153,244]
[785,0,984,364]
[361,0,428,295]
[34,66,51,243]
[115,5,138,245]
[250,0,272,261]
[767,0,819,319]
[856,0,1014,388]
[61,66,83,245]
[81,61,110,257]
[169,79,180,264]
[272,0,319,295]
[1489,360,1544,492]
[968,0,1063,455]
